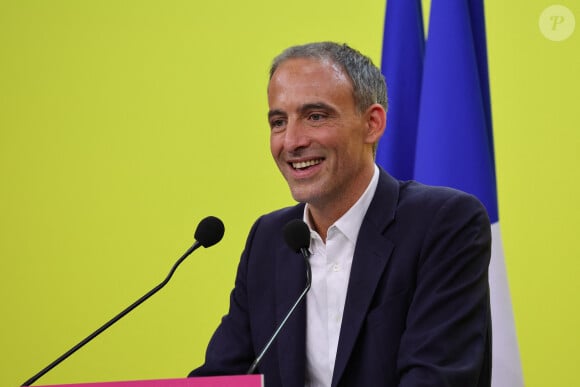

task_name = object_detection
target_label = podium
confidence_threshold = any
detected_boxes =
[34,375,264,387]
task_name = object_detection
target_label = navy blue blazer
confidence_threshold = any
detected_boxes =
[190,168,492,386]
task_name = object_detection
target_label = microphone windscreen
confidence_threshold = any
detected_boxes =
[195,216,225,247]
[283,219,311,252]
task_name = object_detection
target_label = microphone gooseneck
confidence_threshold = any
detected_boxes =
[247,219,312,375]
[21,216,225,387]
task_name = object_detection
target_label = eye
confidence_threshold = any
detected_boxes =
[270,118,286,131]
[309,113,324,121]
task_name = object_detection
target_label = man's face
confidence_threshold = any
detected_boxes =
[268,58,377,210]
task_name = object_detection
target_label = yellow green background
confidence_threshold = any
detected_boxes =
[1,1,578,386]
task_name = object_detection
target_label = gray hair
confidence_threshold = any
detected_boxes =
[269,42,388,113]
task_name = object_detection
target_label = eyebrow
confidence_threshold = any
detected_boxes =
[268,109,286,120]
[268,102,337,120]
[300,102,337,115]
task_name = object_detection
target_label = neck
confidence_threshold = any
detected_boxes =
[307,164,375,242]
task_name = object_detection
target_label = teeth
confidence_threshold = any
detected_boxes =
[292,159,322,169]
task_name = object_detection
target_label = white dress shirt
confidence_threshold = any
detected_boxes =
[303,165,380,387]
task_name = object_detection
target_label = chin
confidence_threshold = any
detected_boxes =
[287,187,310,204]
[289,187,323,205]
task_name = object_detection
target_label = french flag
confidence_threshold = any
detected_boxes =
[377,1,524,385]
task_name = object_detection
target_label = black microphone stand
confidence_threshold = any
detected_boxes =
[22,241,203,386]
[247,247,311,374]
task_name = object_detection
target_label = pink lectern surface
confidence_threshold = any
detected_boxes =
[35,375,264,387]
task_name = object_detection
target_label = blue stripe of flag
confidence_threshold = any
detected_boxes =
[376,0,425,182]
[378,0,499,223]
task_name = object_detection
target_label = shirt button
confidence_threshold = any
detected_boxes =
[332,263,341,272]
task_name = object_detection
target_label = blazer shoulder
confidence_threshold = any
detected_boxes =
[254,203,305,229]
[362,168,490,233]
[242,203,305,250]
[399,180,488,215]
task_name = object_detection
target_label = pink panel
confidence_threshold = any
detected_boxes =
[36,375,264,387]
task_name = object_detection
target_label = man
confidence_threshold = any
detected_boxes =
[190,42,491,387]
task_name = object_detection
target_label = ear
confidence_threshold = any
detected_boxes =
[364,103,387,144]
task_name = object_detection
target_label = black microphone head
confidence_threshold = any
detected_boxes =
[194,216,225,248]
[283,219,311,253]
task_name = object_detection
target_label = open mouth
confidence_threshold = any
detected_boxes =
[290,158,323,170]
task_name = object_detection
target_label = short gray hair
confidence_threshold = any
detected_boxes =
[269,42,387,113]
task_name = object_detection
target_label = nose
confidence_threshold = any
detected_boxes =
[283,119,310,152]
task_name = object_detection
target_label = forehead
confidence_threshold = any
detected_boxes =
[272,57,348,80]
[267,58,354,102]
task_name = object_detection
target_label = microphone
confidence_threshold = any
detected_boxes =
[22,216,225,387]
[247,219,311,374]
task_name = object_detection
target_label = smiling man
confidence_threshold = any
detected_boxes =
[190,42,492,387]
[268,55,385,241]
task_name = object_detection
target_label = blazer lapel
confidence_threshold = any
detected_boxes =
[331,168,399,386]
